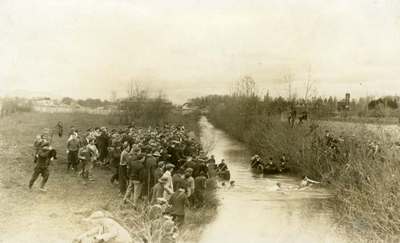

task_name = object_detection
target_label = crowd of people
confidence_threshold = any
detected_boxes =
[31,122,230,242]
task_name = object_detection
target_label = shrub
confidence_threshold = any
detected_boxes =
[1,98,33,116]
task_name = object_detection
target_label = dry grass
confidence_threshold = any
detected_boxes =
[0,112,124,242]
[207,105,400,242]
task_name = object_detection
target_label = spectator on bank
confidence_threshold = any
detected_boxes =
[153,161,165,184]
[184,168,195,198]
[123,153,145,206]
[167,184,190,227]
[163,163,175,200]
[151,176,169,205]
[110,142,122,184]
[78,144,92,179]
[193,171,207,208]
[67,133,80,172]
[172,169,186,192]
[119,143,130,195]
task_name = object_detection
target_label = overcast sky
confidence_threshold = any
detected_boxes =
[1,0,400,103]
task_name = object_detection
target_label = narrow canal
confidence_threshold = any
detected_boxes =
[198,116,348,243]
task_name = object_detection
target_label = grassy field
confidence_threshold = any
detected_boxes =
[319,120,400,143]
[0,112,122,243]
[0,112,216,243]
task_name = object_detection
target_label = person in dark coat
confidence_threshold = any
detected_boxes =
[150,176,168,205]
[217,159,228,171]
[172,169,186,192]
[110,143,122,184]
[193,171,207,208]
[56,121,63,137]
[142,151,160,199]
[29,142,55,191]
[123,153,145,206]
[153,161,165,184]
[197,160,209,178]
[96,128,109,163]
[207,155,216,165]
[167,143,180,166]
[33,135,43,163]
[78,144,91,179]
[182,157,196,170]
[167,184,189,227]
[119,144,130,195]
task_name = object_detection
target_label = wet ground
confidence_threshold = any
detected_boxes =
[198,117,349,243]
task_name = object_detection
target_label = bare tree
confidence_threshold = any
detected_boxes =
[304,66,314,101]
[127,80,148,100]
[304,66,318,111]
[233,75,256,97]
[283,72,294,101]
[110,90,117,102]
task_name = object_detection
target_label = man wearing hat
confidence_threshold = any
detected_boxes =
[29,141,54,191]
[150,176,168,205]
[153,161,165,184]
[184,168,195,198]
[172,169,186,193]
[123,153,145,206]
[78,143,92,179]
[96,127,109,164]
[67,132,80,172]
[167,142,180,165]
[142,150,160,199]
[33,134,44,163]
[110,141,122,184]
[168,184,190,227]
[119,143,130,195]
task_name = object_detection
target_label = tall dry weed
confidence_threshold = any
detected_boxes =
[207,101,400,241]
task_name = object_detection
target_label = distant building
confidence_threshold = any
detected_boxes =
[338,93,350,111]
[181,103,199,115]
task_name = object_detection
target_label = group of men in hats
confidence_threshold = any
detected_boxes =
[98,123,220,228]
[31,122,222,235]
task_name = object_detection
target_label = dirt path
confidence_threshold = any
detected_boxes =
[0,135,120,243]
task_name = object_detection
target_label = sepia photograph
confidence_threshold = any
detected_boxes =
[1,0,400,242]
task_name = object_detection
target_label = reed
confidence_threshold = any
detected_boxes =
[206,99,400,241]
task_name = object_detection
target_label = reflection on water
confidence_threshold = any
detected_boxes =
[198,117,348,243]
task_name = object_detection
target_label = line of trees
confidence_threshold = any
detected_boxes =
[111,81,176,126]
[190,76,400,120]
[0,98,33,117]
[61,97,113,108]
